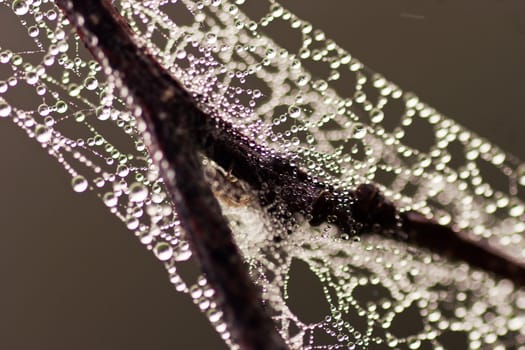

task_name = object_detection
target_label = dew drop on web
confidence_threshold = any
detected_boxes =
[34,125,52,143]
[12,0,29,16]
[0,102,11,117]
[154,242,173,262]
[128,182,148,203]
[71,175,88,193]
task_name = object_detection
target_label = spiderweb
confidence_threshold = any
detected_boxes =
[1,0,524,349]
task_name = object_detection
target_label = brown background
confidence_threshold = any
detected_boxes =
[1,1,524,349]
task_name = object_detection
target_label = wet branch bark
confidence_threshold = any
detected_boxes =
[56,0,525,348]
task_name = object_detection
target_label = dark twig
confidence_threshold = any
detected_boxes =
[55,0,525,347]
[400,210,525,286]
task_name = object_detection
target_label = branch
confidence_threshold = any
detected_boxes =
[55,0,525,348]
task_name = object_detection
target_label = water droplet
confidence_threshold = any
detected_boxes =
[12,0,29,15]
[175,247,192,261]
[28,25,39,38]
[38,104,50,116]
[103,192,118,207]
[117,164,129,177]
[138,230,153,245]
[408,339,421,349]
[84,76,98,90]
[370,108,384,123]
[205,33,217,44]
[0,103,11,117]
[509,203,524,217]
[74,112,85,122]
[125,216,139,230]
[129,182,148,202]
[97,106,111,121]
[68,84,82,97]
[0,81,7,94]
[55,101,68,114]
[35,125,52,143]
[71,175,88,193]
[154,242,173,261]
[351,123,367,139]
[176,50,187,59]
[288,105,301,119]
[26,72,38,85]
[492,153,505,166]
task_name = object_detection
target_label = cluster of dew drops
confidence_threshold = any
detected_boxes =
[126,1,525,349]
[1,0,525,349]
[0,0,238,345]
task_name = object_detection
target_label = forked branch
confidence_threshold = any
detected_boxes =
[55,0,525,348]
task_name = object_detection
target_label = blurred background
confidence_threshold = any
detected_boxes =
[0,0,524,349]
